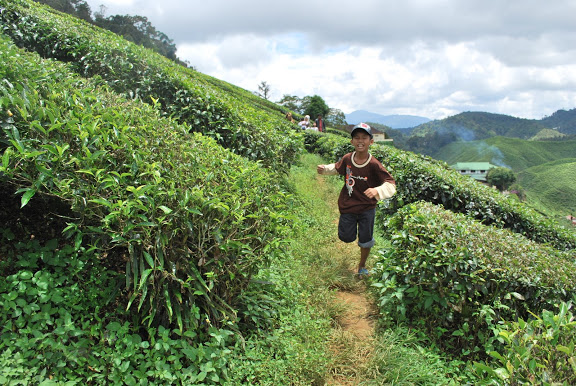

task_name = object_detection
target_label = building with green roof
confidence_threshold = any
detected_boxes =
[450,162,497,182]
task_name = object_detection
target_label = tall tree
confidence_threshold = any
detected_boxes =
[486,167,517,191]
[277,94,302,114]
[326,108,347,128]
[256,81,271,100]
[304,95,330,121]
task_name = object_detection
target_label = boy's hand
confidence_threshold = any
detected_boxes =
[317,165,325,174]
[364,188,378,200]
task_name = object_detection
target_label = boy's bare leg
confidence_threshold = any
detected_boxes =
[359,247,370,271]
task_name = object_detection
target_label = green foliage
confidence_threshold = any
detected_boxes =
[0,234,233,384]
[519,159,576,215]
[93,14,178,61]
[0,35,292,331]
[486,166,516,191]
[304,131,576,250]
[372,201,576,360]
[0,0,303,171]
[474,301,576,384]
[32,0,181,63]
[303,95,330,121]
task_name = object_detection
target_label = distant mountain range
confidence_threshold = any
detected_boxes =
[345,110,431,129]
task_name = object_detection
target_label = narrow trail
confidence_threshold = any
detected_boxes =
[327,261,379,385]
[313,173,379,385]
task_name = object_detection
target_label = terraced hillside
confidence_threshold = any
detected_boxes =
[2,0,576,384]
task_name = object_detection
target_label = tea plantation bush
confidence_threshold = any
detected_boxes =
[0,35,291,332]
[474,301,576,384]
[0,0,303,170]
[373,201,576,360]
[304,131,576,250]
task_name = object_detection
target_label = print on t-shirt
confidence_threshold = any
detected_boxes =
[345,164,367,196]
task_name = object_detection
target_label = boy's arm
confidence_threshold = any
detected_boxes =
[317,163,338,175]
[374,181,396,200]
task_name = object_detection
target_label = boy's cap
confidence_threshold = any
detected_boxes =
[351,122,373,138]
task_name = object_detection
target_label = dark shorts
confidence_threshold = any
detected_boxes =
[338,208,376,248]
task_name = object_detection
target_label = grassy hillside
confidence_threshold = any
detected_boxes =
[433,137,576,217]
[434,136,576,172]
[518,159,576,216]
[0,0,302,171]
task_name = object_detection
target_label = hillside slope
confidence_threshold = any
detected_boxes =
[434,136,576,172]
[518,159,576,215]
[541,108,576,134]
[0,0,302,171]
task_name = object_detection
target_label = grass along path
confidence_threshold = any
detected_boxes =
[289,152,458,385]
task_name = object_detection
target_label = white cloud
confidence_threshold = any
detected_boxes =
[84,0,576,120]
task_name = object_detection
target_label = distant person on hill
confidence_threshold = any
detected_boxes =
[317,123,396,276]
[298,115,310,130]
[315,114,325,132]
[285,112,295,123]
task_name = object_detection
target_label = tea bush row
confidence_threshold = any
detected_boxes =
[372,201,576,360]
[0,0,303,170]
[304,131,576,250]
[0,35,292,331]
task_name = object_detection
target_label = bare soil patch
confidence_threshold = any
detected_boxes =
[334,290,376,340]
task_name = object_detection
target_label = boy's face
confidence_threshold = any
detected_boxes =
[351,132,374,152]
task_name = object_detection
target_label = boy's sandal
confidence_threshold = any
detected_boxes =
[357,268,370,276]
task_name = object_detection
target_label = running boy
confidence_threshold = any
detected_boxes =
[317,123,396,275]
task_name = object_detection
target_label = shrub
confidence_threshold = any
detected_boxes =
[0,35,291,330]
[474,301,576,384]
[0,233,232,384]
[372,201,576,359]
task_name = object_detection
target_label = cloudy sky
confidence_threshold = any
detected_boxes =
[83,0,576,120]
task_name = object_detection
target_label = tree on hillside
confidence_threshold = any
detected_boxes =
[326,108,347,128]
[254,81,272,100]
[33,0,92,21]
[94,14,177,60]
[278,94,303,114]
[33,0,183,64]
[487,167,517,191]
[303,95,330,121]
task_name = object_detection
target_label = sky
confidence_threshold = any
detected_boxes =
[83,0,576,120]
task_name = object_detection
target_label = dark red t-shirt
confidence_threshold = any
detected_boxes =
[334,152,395,214]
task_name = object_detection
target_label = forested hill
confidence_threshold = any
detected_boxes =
[411,111,547,140]
[400,109,576,156]
[541,108,576,134]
